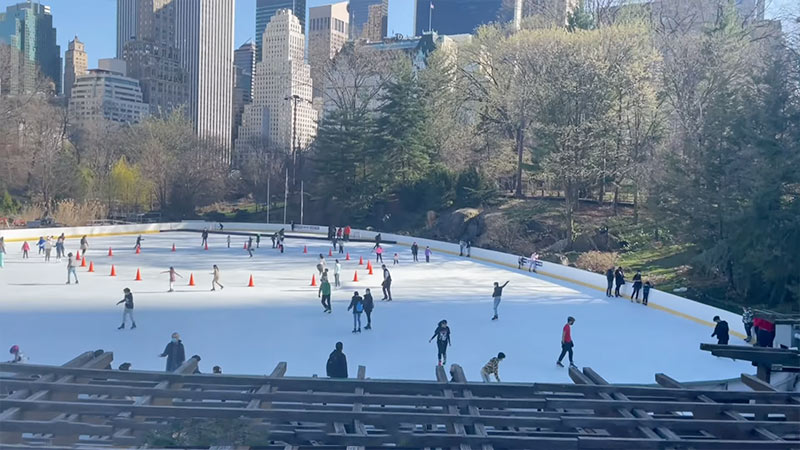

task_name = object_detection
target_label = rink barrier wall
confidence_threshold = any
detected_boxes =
[0,221,745,339]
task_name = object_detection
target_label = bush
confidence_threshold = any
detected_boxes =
[53,199,108,226]
[576,251,620,274]
[456,168,497,207]
[397,166,455,212]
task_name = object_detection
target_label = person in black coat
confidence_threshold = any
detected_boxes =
[712,316,729,345]
[614,267,625,297]
[363,288,374,330]
[326,342,348,378]
[605,268,614,297]
[631,270,643,302]
[429,319,451,366]
[159,332,186,372]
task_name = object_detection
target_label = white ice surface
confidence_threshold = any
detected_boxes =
[0,232,751,383]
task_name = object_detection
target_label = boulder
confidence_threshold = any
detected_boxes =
[432,208,481,240]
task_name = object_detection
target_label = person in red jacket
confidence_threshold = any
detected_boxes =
[753,317,775,348]
[344,225,351,241]
[556,316,576,368]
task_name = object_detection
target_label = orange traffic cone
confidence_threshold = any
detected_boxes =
[76,251,81,261]
[328,248,332,257]
[243,242,248,249]
[188,273,195,286]
[110,265,116,277]
[359,256,363,265]
[368,264,374,275]
[310,274,317,286]
[353,271,359,282]
[204,242,209,251]
[346,252,350,261]
[248,274,255,287]
[108,247,113,257]
[80,257,87,267]
[88,261,95,272]
[303,245,308,254]
[172,243,176,252]
[135,246,141,254]
[367,261,372,271]
[135,268,142,281]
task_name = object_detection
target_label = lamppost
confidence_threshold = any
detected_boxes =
[285,94,301,188]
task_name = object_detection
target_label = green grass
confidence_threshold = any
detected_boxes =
[619,244,696,291]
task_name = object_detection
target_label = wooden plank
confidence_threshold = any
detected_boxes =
[451,364,493,450]
[742,374,779,392]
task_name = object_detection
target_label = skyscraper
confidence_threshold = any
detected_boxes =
[176,0,235,158]
[414,0,504,36]
[255,0,306,62]
[116,0,139,58]
[69,67,149,125]
[0,1,61,94]
[122,0,188,115]
[232,41,256,147]
[236,9,317,167]
[362,2,388,41]
[308,2,348,108]
[64,36,87,99]
[348,0,387,39]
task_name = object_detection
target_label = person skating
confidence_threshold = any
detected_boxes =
[333,259,341,288]
[337,227,343,240]
[393,253,399,265]
[529,252,539,272]
[631,270,643,302]
[491,281,510,320]
[642,281,652,306]
[381,265,392,301]
[348,291,364,332]
[21,241,30,259]
[247,236,254,257]
[211,265,224,291]
[44,237,52,262]
[375,244,384,263]
[321,268,330,284]
[227,235,231,248]
[742,306,754,342]
[459,240,465,257]
[363,288,374,329]
[201,229,209,246]
[338,239,344,254]
[605,268,614,297]
[326,342,348,378]
[614,267,625,297]
[116,287,136,329]
[8,345,26,363]
[134,235,143,251]
[271,233,277,248]
[374,233,382,248]
[480,352,505,382]
[344,225,351,241]
[425,246,432,263]
[411,242,419,262]
[159,332,185,372]
[316,254,326,277]
[80,235,89,256]
[218,222,224,231]
[466,240,472,257]
[429,319,451,366]
[37,236,45,255]
[556,316,576,368]
[754,317,775,348]
[160,267,183,292]
[712,316,729,345]
[319,277,332,313]
[56,234,64,261]
[256,234,261,248]
[66,252,79,284]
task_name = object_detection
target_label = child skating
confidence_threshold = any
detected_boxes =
[211,265,224,291]
[642,281,651,305]
[375,245,383,263]
[66,252,78,284]
[429,319,451,366]
[348,291,364,333]
[319,277,332,313]
[491,281,509,320]
[393,253,399,265]
[160,267,183,292]
[116,287,136,329]
[425,246,432,262]
[21,241,30,259]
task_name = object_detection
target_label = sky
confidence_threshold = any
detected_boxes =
[0,0,795,69]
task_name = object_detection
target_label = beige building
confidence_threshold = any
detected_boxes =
[308,2,349,110]
[69,67,149,125]
[63,36,87,99]
[362,2,387,41]
[236,9,317,167]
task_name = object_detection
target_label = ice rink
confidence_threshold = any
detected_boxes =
[0,231,751,383]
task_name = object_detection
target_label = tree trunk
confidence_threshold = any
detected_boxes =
[514,128,524,198]
[565,181,576,243]
[613,186,619,216]
[633,181,639,224]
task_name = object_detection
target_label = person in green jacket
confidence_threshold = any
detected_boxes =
[319,278,332,313]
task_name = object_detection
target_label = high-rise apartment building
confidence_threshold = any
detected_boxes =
[414,0,504,36]
[69,67,150,125]
[348,0,387,39]
[122,0,188,115]
[116,0,139,58]
[0,1,61,94]
[64,36,87,99]
[236,9,317,166]
[362,2,388,41]
[233,41,256,146]
[308,2,348,109]
[175,0,235,158]
[255,0,306,62]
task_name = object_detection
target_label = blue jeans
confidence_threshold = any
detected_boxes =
[353,312,362,330]
[67,267,78,283]
[493,296,501,316]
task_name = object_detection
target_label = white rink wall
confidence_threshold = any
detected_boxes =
[1,221,744,339]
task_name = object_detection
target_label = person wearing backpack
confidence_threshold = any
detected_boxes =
[348,291,364,333]
[326,342,348,378]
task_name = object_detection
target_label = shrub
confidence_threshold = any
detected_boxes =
[397,166,455,212]
[456,168,497,207]
[53,200,108,226]
[576,251,620,274]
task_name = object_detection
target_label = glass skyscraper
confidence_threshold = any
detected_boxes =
[0,1,61,94]
[348,0,387,39]
[255,0,306,62]
[414,0,504,36]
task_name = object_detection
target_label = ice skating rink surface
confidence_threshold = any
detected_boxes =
[0,232,751,383]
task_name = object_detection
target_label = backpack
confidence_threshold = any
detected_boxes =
[355,299,364,313]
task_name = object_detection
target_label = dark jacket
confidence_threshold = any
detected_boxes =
[431,325,451,345]
[411,244,418,255]
[117,292,134,309]
[326,349,348,378]
[348,294,364,313]
[615,269,625,286]
[606,269,614,283]
[363,293,374,312]
[712,321,730,341]
[492,281,509,297]
[632,273,642,286]
[161,340,186,372]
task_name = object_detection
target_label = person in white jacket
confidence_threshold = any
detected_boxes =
[334,259,341,288]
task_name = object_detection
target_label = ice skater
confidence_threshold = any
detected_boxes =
[556,316,576,368]
[0,237,6,255]
[66,252,79,284]
[425,246,432,263]
[429,319,451,366]
[605,268,614,297]
[393,253,399,265]
[334,259,341,287]
[134,235,143,251]
[529,252,538,272]
[363,288,374,329]
[159,332,185,372]
[201,229,209,246]
[375,244,384,263]
[116,287,136,329]
[319,276,332,313]
[631,270,643,302]
[326,342,348,378]
[614,267,625,297]
[56,234,64,261]
[21,241,30,259]
[459,240,465,256]
[44,237,52,262]
[160,267,183,292]
[8,345,25,363]
[480,352,505,382]
[344,225,351,241]
[211,265,224,291]
[712,316,729,345]
[491,280,509,320]
[316,254,326,277]
[80,235,89,256]
[742,306,754,342]
[466,240,471,257]
[338,239,345,254]
[247,236,254,257]
[37,236,45,255]
[348,291,364,333]
[381,264,392,301]
[227,235,231,248]
[256,234,260,248]
[411,242,419,262]
[642,281,651,306]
